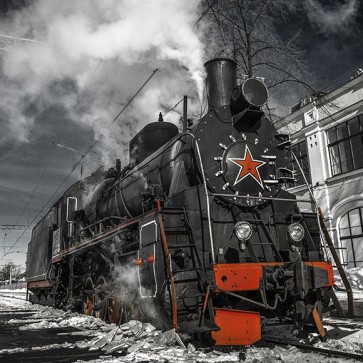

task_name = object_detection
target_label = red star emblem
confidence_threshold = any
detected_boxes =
[228,146,266,187]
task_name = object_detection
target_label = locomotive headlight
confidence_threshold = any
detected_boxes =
[287,223,304,242]
[234,221,253,242]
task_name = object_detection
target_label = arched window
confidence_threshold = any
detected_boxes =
[339,207,363,268]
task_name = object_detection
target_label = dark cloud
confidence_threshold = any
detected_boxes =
[0,0,29,17]
[1,0,363,267]
[0,0,206,265]
[275,1,363,93]
[304,0,360,34]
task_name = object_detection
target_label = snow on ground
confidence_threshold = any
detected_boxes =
[0,288,27,293]
[1,292,363,362]
[0,293,33,309]
[0,288,27,304]
[334,267,363,290]
[316,331,363,354]
[0,296,243,362]
[333,266,363,317]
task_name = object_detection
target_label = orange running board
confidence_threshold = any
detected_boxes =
[213,264,263,291]
[213,263,283,291]
[212,308,261,345]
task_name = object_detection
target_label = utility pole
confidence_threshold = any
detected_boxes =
[183,95,188,133]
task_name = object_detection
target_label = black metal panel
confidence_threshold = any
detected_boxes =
[26,213,52,281]
[194,108,284,207]
[129,121,179,165]
[95,136,196,219]
[138,217,158,297]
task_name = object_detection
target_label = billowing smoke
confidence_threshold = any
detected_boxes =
[304,0,359,34]
[113,261,162,323]
[0,0,205,169]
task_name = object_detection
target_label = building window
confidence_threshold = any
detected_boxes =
[327,116,363,176]
[290,140,311,186]
[339,207,363,268]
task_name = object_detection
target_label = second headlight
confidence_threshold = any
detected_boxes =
[287,223,305,242]
[234,221,253,241]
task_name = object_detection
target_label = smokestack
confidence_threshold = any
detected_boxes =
[204,58,237,111]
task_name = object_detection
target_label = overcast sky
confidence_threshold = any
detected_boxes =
[0,0,362,268]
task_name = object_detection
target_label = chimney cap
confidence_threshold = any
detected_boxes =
[204,57,236,67]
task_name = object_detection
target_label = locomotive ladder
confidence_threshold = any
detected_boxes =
[160,207,206,274]
[245,209,283,263]
[289,149,354,317]
[159,206,213,331]
[210,207,282,263]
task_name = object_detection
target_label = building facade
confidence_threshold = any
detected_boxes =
[275,73,363,268]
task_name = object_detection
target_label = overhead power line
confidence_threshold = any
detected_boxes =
[194,0,218,26]
[111,68,159,123]
[163,97,184,117]
[5,58,106,259]
[1,144,94,261]
[2,66,159,260]
[0,34,42,51]
[0,160,83,262]
[0,225,27,231]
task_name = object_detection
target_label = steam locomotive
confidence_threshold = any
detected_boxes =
[26,58,335,345]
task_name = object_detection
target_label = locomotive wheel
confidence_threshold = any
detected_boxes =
[31,293,40,304]
[84,277,95,316]
[39,291,47,305]
[46,292,54,306]
[108,298,122,324]
[160,270,200,323]
[94,275,109,321]
[108,298,142,324]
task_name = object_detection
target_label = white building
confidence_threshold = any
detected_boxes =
[275,71,363,268]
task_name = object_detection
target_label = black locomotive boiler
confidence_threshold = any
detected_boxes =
[26,58,335,345]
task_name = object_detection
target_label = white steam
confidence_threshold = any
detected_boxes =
[0,0,205,167]
[113,261,162,322]
[304,0,359,34]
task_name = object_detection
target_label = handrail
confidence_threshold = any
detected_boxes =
[318,208,354,317]
[209,192,313,203]
[289,148,354,316]
[192,135,215,264]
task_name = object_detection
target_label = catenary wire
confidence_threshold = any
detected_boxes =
[14,119,71,227]
[81,95,187,169]
[2,61,105,259]
[2,67,159,259]
[194,0,218,26]
[0,146,93,262]
[12,59,104,228]
[111,69,159,124]
[163,97,184,117]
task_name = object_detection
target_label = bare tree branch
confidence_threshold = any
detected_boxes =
[202,0,315,111]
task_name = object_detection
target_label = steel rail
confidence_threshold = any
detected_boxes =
[263,337,363,361]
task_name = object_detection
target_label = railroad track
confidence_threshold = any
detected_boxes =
[324,319,363,330]
[263,337,363,362]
